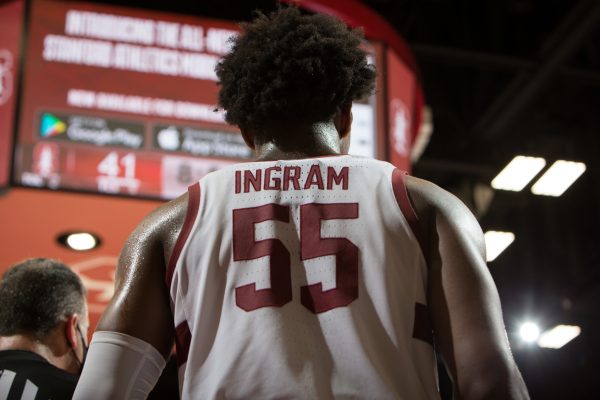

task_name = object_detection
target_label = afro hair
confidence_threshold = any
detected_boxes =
[216,7,376,136]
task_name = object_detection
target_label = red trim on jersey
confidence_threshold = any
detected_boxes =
[391,169,426,258]
[413,302,433,346]
[175,320,192,367]
[165,182,201,288]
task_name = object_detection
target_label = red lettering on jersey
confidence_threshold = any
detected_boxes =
[236,165,349,193]
[283,166,301,190]
[233,204,292,311]
[300,203,359,313]
[235,170,241,194]
[327,166,349,190]
[304,164,324,190]
[175,321,192,366]
[244,169,262,192]
[264,166,281,190]
[232,202,359,313]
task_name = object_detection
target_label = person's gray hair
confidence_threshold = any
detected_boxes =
[0,258,86,339]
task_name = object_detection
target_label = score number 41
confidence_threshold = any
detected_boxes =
[96,152,141,194]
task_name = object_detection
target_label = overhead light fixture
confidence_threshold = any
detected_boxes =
[519,322,540,343]
[531,160,586,197]
[491,156,546,192]
[484,231,515,262]
[537,325,581,349]
[57,231,101,251]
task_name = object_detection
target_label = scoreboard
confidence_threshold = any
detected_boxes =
[13,0,250,199]
[4,0,418,200]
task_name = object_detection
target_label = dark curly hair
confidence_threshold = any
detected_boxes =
[216,7,376,137]
[0,258,86,339]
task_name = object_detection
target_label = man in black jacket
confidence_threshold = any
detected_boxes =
[0,258,88,400]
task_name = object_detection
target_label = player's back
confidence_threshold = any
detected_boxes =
[167,155,440,399]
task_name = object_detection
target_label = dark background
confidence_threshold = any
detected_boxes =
[377,1,600,398]
[33,0,600,398]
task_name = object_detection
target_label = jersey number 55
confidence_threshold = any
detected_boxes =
[233,202,359,314]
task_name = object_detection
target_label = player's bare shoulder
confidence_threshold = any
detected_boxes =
[122,191,189,268]
[97,189,188,340]
[150,191,188,262]
[404,174,486,255]
[404,175,460,213]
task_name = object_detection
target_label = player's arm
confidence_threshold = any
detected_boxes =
[406,176,529,400]
[73,194,188,400]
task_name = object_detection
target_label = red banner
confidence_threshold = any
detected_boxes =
[0,0,24,189]
[386,47,416,172]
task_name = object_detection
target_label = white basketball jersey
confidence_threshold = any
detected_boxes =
[166,155,440,399]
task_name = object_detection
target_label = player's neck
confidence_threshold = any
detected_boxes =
[253,121,344,161]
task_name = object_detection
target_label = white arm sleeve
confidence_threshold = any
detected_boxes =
[73,331,167,400]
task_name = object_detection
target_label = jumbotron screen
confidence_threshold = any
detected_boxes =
[12,0,383,199]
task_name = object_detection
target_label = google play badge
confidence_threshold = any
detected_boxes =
[40,113,66,138]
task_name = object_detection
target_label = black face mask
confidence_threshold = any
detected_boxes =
[75,325,88,373]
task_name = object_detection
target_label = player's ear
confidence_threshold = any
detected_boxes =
[65,313,79,349]
[240,128,256,150]
[334,102,353,139]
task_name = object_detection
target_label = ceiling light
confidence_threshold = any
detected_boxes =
[57,231,101,251]
[537,325,581,349]
[491,156,546,192]
[484,231,515,262]
[531,160,586,197]
[519,322,540,343]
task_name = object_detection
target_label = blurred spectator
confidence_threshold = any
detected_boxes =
[0,258,88,400]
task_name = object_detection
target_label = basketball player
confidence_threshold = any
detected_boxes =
[0,258,88,399]
[74,7,529,399]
